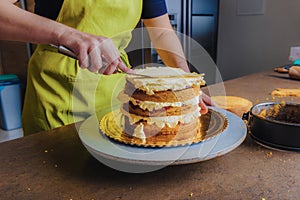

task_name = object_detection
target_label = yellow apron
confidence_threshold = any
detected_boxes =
[22,0,142,135]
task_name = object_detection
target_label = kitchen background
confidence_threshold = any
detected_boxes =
[0,0,300,140]
[1,0,300,85]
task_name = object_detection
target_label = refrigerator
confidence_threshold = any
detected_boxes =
[127,0,219,84]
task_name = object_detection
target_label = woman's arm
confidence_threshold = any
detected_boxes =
[0,0,129,74]
[143,14,215,112]
[0,0,66,45]
[142,13,189,72]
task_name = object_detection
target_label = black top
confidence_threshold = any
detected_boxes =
[141,0,168,19]
[34,0,167,20]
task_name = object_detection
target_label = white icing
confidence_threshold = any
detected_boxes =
[127,67,205,95]
[133,123,146,143]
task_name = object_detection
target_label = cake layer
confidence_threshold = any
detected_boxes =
[126,67,205,95]
[124,102,199,117]
[124,84,200,103]
[129,95,200,111]
[120,107,200,128]
[211,96,253,117]
[123,116,204,143]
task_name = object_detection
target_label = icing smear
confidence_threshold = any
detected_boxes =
[133,123,146,143]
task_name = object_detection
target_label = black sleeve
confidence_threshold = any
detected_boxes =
[34,0,168,20]
[34,0,64,20]
[141,0,168,19]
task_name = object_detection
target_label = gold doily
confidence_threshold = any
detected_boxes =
[99,109,228,147]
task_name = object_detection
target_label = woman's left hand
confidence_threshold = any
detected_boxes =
[199,92,216,115]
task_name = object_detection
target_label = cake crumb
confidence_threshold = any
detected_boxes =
[266,152,273,157]
[271,88,300,97]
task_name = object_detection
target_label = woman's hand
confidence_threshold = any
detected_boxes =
[0,0,130,75]
[57,29,131,74]
[199,92,216,115]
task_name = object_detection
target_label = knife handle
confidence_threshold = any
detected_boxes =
[50,44,110,67]
[57,45,77,59]
[50,44,77,59]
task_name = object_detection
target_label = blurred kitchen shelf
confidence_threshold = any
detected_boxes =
[0,128,23,143]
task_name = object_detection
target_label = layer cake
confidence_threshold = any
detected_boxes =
[118,66,206,145]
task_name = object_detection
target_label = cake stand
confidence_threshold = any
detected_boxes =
[78,107,247,173]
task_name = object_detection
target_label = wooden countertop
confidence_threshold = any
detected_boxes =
[0,70,299,199]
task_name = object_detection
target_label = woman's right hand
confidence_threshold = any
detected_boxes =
[0,1,129,75]
[57,29,131,75]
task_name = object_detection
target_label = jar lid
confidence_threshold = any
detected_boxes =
[0,74,20,85]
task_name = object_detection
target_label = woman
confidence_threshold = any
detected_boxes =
[0,0,211,135]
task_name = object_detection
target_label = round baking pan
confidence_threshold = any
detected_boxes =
[243,102,300,151]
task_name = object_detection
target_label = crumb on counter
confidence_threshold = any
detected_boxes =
[271,88,300,98]
[266,152,273,157]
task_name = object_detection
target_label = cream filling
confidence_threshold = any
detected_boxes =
[122,107,201,128]
[130,95,201,111]
[133,123,146,143]
[128,78,204,95]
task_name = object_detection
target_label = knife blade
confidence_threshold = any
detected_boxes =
[126,72,203,79]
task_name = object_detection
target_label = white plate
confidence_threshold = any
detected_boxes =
[78,107,247,173]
